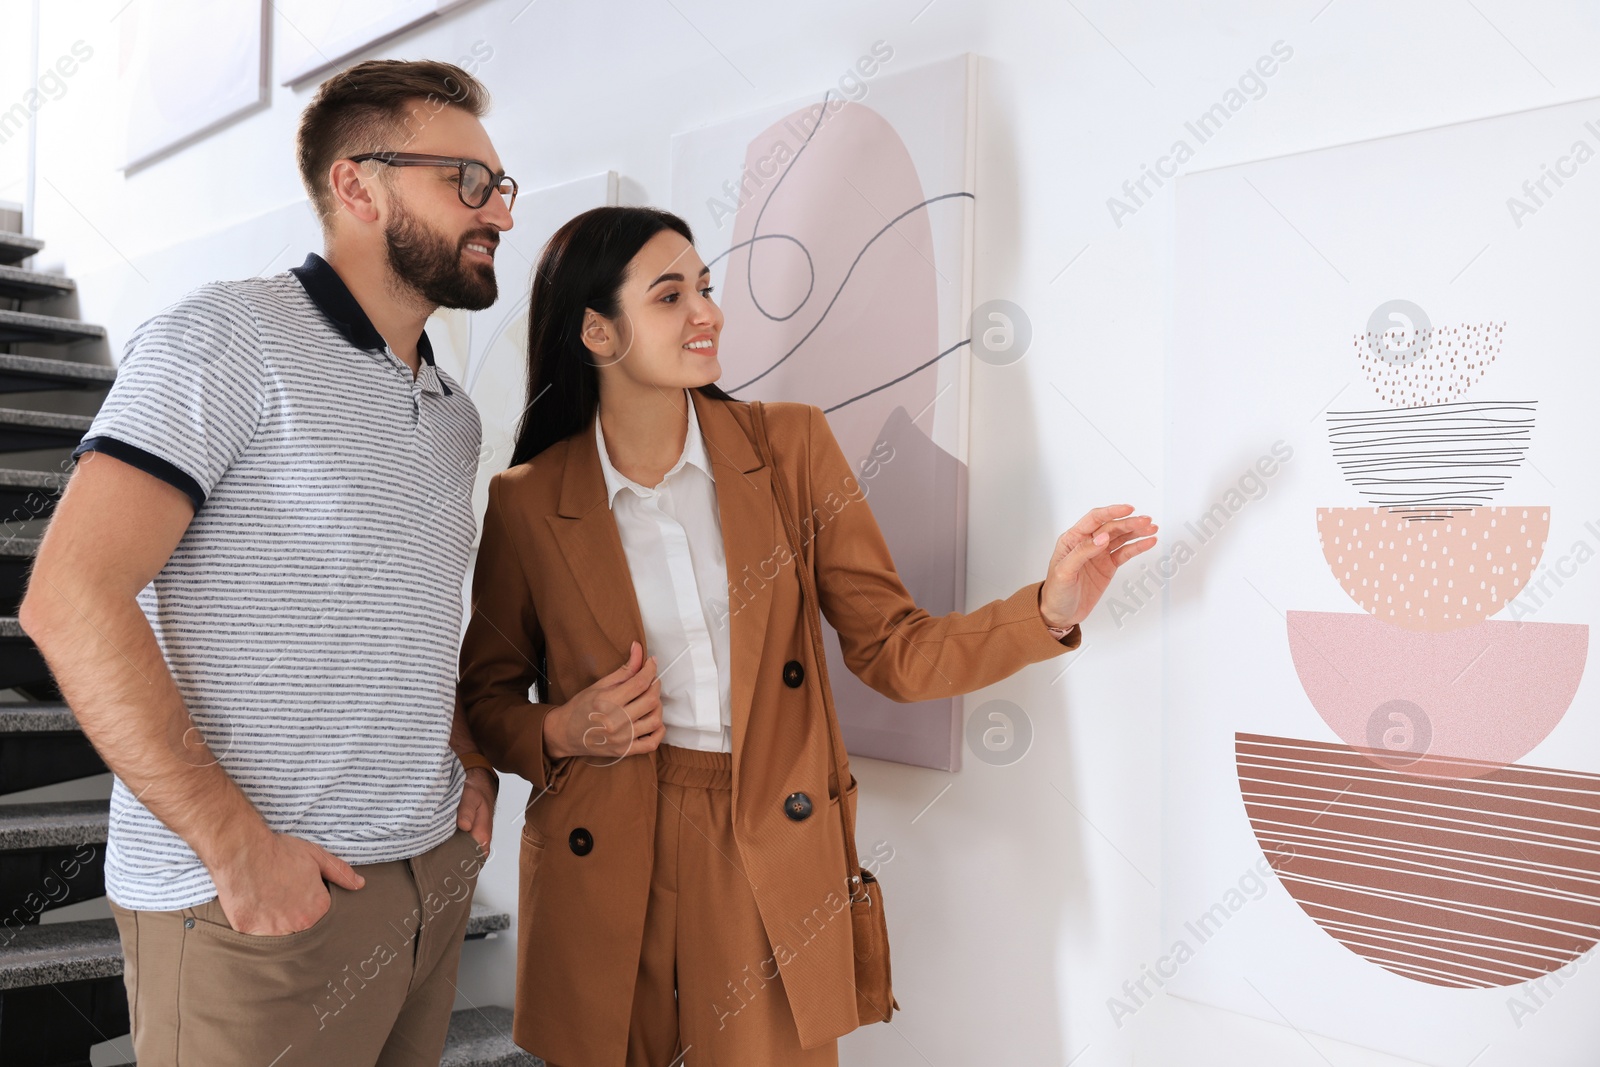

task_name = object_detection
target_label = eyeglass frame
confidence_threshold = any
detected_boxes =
[347,151,519,211]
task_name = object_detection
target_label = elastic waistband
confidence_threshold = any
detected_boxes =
[657,743,733,790]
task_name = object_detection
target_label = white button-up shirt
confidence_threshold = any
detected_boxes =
[595,394,733,752]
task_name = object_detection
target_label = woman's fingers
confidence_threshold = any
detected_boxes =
[1058,533,1111,574]
[1110,536,1159,565]
[570,647,670,757]
[1057,510,1154,556]
[1068,504,1136,539]
[1055,518,1157,572]
[596,640,644,687]
[623,679,662,721]
[631,704,664,742]
[609,654,658,703]
[1085,517,1156,551]
[1103,522,1160,553]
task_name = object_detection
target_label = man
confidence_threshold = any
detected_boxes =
[21,59,514,1066]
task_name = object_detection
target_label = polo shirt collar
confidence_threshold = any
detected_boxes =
[288,252,451,397]
[595,390,713,506]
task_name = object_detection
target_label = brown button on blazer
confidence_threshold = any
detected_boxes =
[458,392,1079,1066]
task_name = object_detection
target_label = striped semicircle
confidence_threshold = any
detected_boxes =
[1237,733,1600,988]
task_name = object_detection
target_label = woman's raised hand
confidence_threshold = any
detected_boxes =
[1037,505,1159,630]
[542,641,665,761]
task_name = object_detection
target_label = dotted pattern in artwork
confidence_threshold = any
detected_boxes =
[1315,506,1548,630]
[1355,321,1504,408]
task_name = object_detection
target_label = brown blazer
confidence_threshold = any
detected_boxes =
[458,392,1080,1066]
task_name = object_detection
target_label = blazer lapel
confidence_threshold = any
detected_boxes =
[542,396,776,775]
[692,392,775,770]
[546,422,647,663]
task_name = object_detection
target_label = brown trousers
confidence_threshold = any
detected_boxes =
[617,743,839,1067]
[109,827,483,1067]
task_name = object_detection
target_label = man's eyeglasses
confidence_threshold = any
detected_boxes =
[349,152,519,211]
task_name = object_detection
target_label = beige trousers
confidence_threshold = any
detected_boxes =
[109,827,483,1067]
[619,743,839,1067]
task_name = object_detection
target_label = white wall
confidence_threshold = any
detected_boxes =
[0,0,36,210]
[23,1,1600,1064]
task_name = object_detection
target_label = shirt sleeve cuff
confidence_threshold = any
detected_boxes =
[73,436,205,511]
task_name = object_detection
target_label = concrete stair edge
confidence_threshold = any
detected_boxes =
[0,308,105,340]
[0,798,108,850]
[0,701,77,733]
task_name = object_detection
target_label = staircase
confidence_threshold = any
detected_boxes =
[0,224,537,1066]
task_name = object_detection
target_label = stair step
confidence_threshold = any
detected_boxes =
[0,702,103,795]
[0,536,39,557]
[0,733,104,794]
[0,468,67,521]
[465,901,509,940]
[0,702,75,734]
[0,975,128,1066]
[0,233,43,267]
[0,800,107,852]
[0,917,121,991]
[0,353,115,393]
[0,617,58,699]
[0,535,41,616]
[441,1006,543,1067]
[0,309,105,346]
[0,408,92,452]
[0,800,109,918]
[0,265,74,303]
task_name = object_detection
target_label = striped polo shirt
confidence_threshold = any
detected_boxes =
[72,252,482,911]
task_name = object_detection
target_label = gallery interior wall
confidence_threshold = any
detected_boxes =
[6,1,1600,1064]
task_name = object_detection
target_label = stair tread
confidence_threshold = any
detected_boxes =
[0,467,68,490]
[0,308,105,340]
[0,233,44,266]
[0,264,75,299]
[0,407,93,430]
[0,917,121,991]
[0,701,76,733]
[0,352,116,385]
[441,1006,542,1067]
[0,798,108,850]
[466,902,509,938]
[0,535,40,558]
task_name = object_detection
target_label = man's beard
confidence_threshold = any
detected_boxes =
[384,200,497,311]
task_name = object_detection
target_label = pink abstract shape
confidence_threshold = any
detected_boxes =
[713,98,968,771]
[1316,507,1549,631]
[1286,610,1588,776]
[717,99,940,466]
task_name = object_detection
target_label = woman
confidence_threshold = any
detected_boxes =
[458,206,1157,1067]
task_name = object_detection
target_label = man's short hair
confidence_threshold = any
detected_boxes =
[296,59,490,226]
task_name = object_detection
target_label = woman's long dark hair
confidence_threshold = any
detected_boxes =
[508,206,735,467]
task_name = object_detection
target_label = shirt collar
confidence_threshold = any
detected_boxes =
[595,391,714,507]
[288,252,451,397]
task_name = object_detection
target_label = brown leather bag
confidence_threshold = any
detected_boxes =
[748,400,899,1025]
